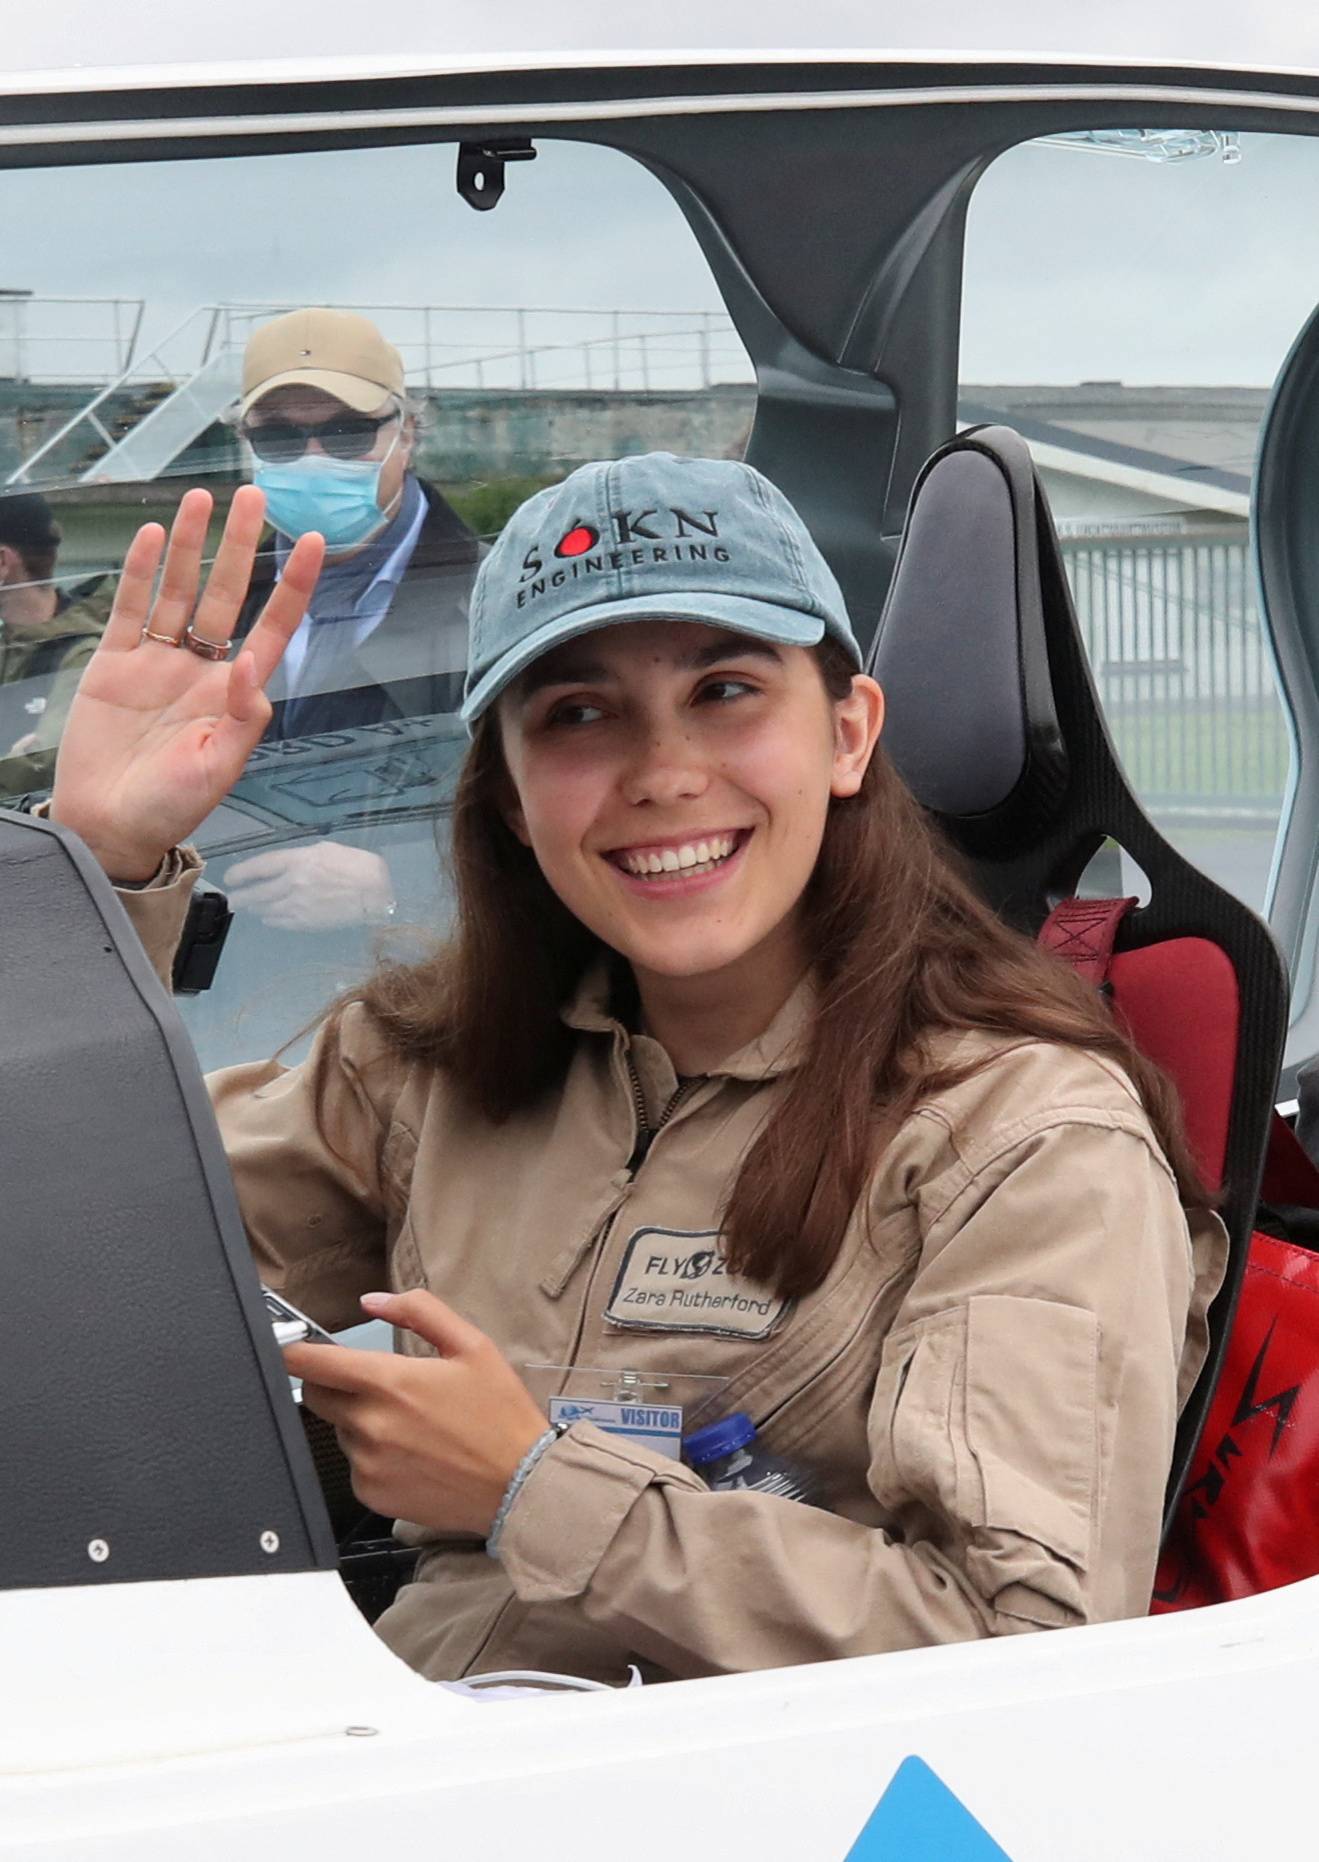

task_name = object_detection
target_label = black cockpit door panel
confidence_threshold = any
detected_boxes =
[0,809,334,1588]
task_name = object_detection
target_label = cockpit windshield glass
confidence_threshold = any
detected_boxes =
[961,129,1319,926]
[0,141,753,1066]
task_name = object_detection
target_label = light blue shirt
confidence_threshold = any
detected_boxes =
[277,474,428,701]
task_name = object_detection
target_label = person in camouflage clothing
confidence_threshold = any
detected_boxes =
[0,493,111,800]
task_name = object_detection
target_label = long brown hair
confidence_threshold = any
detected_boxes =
[334,642,1208,1299]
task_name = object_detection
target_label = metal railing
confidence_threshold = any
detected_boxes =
[1063,530,1288,817]
[5,303,225,486]
[0,294,144,383]
[203,302,749,393]
[5,300,751,486]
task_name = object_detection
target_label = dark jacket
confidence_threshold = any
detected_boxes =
[237,477,480,742]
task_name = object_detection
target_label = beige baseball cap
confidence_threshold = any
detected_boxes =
[240,307,405,416]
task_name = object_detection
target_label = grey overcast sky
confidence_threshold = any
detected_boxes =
[963,131,1319,385]
[0,140,745,391]
[3,129,1319,389]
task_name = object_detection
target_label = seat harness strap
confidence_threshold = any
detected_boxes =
[1037,895,1138,986]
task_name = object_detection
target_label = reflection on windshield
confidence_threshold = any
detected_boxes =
[0,144,756,1072]
[180,715,470,1069]
[0,492,111,797]
[203,310,479,992]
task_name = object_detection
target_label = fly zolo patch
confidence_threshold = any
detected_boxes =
[605,1226,789,1339]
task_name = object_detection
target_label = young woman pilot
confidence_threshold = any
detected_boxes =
[50,453,1224,1684]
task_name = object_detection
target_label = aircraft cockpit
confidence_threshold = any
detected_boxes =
[8,15,1319,1855]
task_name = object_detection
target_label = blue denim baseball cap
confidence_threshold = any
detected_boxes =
[460,452,861,723]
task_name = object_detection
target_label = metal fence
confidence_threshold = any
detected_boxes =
[1062,529,1288,818]
[203,302,749,394]
[0,297,749,396]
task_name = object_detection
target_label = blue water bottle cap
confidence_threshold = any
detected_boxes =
[684,1412,756,1468]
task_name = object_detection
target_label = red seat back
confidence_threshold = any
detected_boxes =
[1106,938,1241,1196]
[1039,900,1240,1194]
[1042,897,1319,1607]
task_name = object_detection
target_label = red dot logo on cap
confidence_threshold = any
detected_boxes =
[555,522,599,558]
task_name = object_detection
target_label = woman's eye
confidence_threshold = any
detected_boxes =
[697,677,757,704]
[545,699,606,728]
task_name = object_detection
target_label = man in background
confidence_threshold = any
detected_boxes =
[0,492,110,799]
[236,305,477,739]
[223,307,479,934]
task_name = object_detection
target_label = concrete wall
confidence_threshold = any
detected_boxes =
[413,382,756,480]
[0,381,761,574]
[0,380,757,489]
[0,378,1253,582]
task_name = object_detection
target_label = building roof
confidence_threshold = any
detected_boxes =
[959,384,1260,515]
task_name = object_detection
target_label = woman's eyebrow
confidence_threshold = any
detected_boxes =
[686,639,783,669]
[517,656,610,698]
[517,636,782,701]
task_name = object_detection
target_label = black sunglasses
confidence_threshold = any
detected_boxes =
[239,408,400,464]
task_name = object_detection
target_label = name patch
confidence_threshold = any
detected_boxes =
[604,1226,789,1340]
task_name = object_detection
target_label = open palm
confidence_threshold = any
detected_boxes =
[51,486,324,881]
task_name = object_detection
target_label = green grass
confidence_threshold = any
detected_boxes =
[1105,702,1289,806]
[440,474,560,538]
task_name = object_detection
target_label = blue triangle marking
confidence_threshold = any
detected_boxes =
[845,1756,1013,1860]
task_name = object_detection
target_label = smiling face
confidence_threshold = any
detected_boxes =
[497,620,883,1004]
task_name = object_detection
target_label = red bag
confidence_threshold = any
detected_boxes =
[1152,1116,1319,1611]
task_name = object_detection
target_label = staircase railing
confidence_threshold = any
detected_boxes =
[5,300,750,487]
[4,305,224,487]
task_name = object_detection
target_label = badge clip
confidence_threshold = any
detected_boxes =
[602,1369,671,1403]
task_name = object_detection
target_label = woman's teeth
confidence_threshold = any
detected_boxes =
[618,833,739,878]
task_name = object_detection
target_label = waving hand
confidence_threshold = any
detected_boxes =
[51,486,324,880]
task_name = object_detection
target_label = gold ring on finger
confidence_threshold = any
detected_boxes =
[183,625,231,663]
[142,627,181,648]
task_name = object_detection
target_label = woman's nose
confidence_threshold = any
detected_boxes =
[620,723,710,808]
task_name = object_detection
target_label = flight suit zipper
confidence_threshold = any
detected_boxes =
[624,1052,699,1175]
[556,1052,704,1378]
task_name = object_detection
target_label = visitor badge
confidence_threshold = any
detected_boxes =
[548,1394,684,1457]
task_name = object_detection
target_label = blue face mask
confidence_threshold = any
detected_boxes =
[253,441,399,551]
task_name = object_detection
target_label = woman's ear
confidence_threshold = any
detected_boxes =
[495,765,532,846]
[489,709,533,845]
[504,800,532,847]
[830,674,885,798]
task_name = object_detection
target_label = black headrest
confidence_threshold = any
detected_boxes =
[868,426,1067,855]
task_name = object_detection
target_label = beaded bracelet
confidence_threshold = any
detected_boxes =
[486,1422,569,1559]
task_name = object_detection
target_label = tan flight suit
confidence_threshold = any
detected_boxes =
[120,858,1225,1686]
